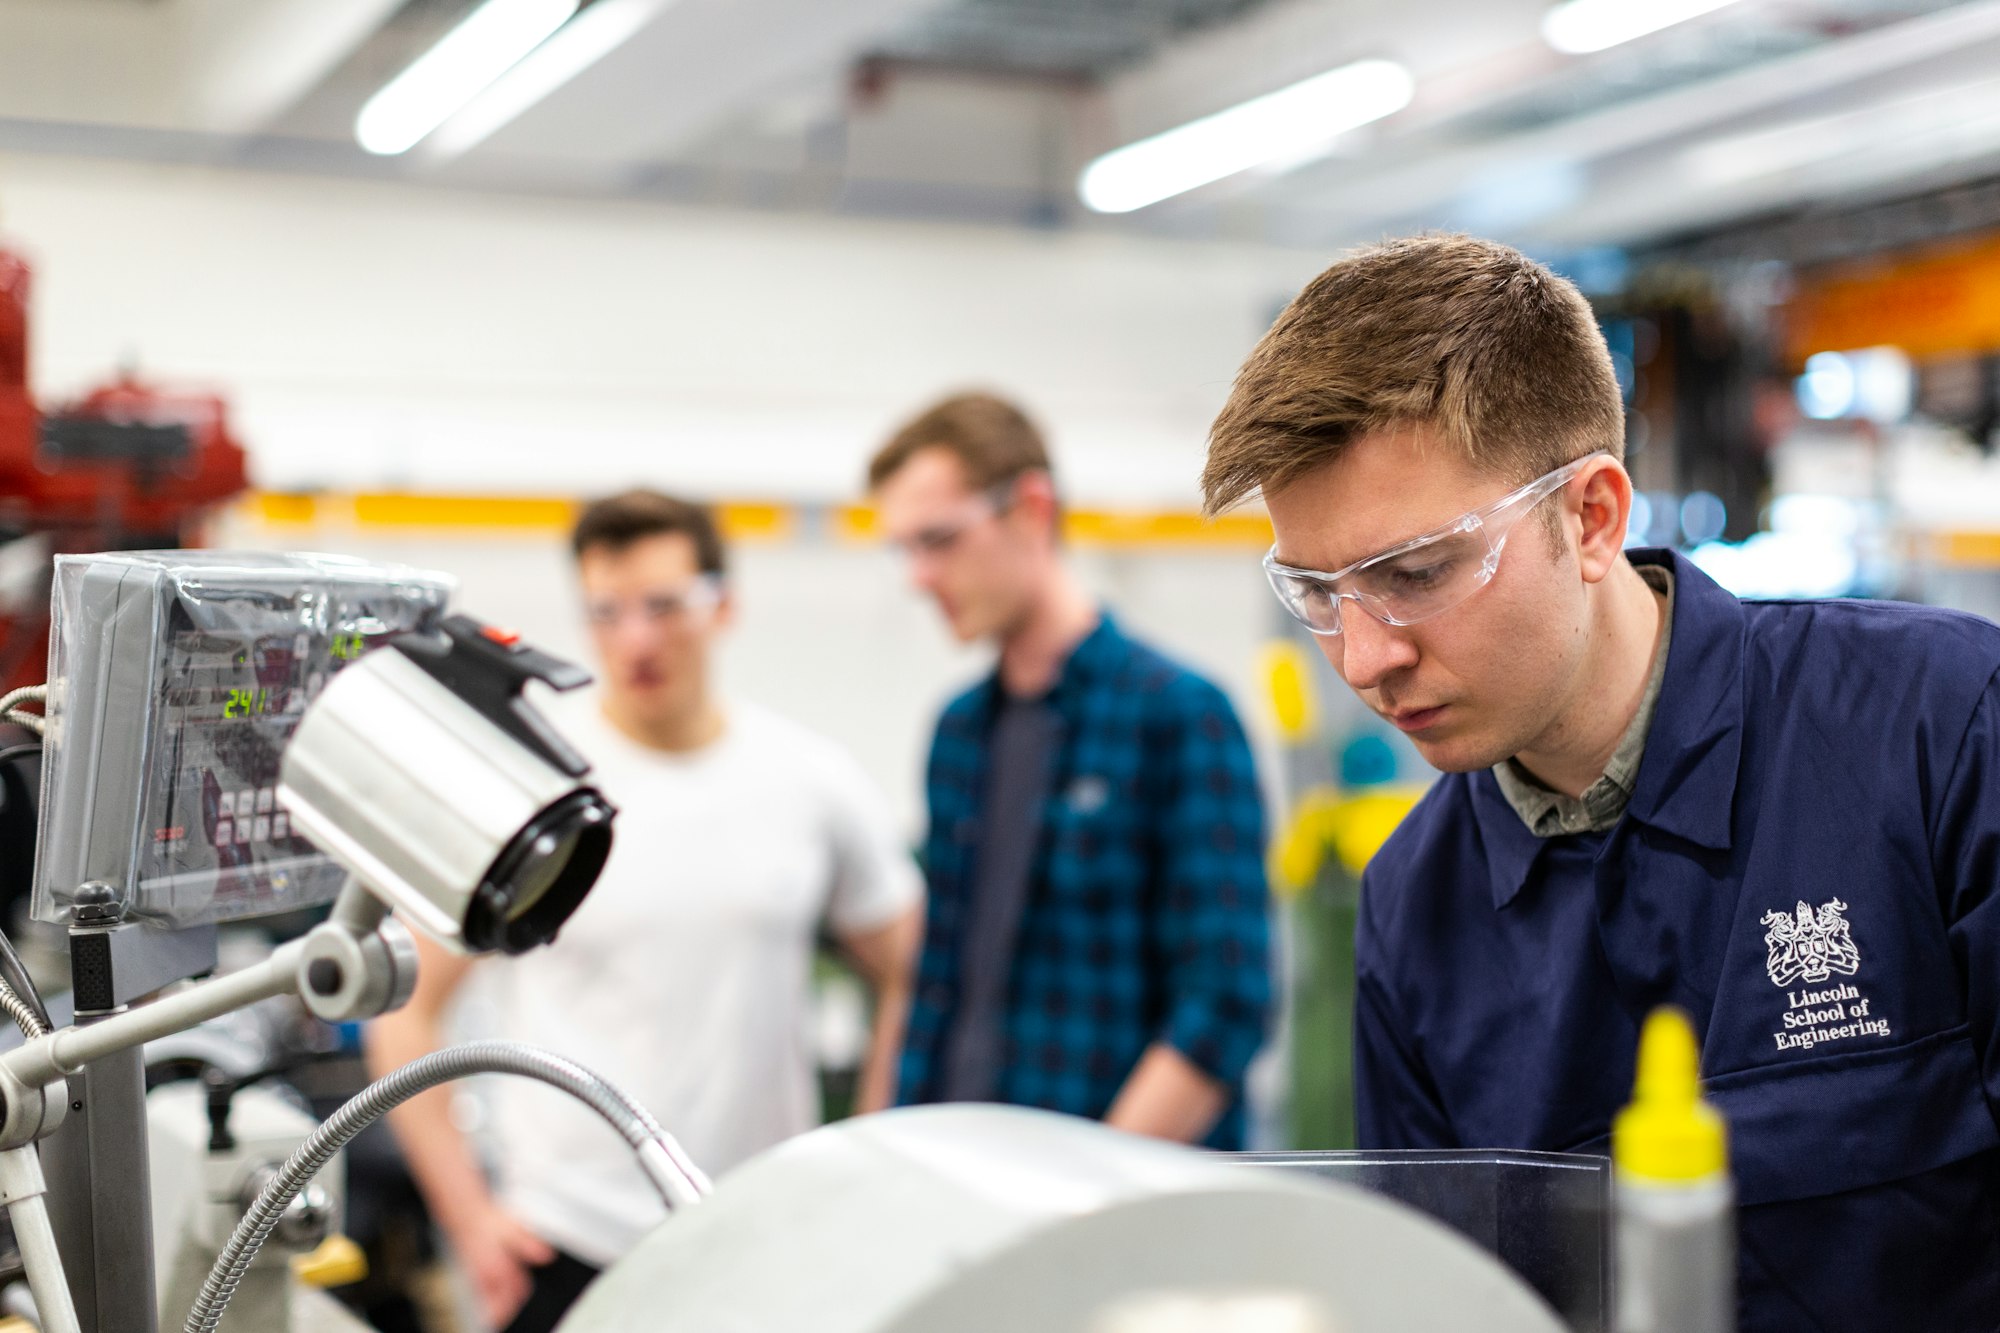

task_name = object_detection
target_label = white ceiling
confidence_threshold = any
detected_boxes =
[1,0,1997,254]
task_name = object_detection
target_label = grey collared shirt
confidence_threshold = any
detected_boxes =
[1493,565,1674,838]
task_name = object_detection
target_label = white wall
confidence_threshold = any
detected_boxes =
[0,152,1323,507]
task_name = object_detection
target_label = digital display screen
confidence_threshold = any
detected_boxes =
[137,601,429,922]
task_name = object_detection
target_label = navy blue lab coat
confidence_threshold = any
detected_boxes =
[1356,548,2000,1332]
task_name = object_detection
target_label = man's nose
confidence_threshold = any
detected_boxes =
[608,614,663,651]
[1325,603,1419,690]
[906,554,943,596]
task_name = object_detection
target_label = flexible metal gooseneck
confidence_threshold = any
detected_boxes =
[185,1040,711,1333]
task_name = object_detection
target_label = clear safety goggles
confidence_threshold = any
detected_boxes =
[584,575,724,628]
[1263,452,1606,637]
[886,482,1019,563]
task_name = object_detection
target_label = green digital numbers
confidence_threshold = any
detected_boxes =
[223,687,272,720]
[330,633,366,662]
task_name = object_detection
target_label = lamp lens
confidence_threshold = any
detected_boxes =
[465,790,615,954]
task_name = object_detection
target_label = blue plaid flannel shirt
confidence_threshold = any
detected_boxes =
[896,613,1273,1148]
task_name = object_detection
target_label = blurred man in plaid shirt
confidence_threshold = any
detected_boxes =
[868,392,1273,1148]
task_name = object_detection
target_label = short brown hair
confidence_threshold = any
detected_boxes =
[570,488,726,577]
[1202,235,1623,515]
[868,392,1053,493]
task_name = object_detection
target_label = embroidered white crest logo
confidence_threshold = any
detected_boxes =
[1761,898,1860,987]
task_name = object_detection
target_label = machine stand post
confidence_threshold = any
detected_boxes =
[39,911,214,1333]
[42,1035,159,1333]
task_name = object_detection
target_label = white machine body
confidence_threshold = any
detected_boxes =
[148,1082,344,1332]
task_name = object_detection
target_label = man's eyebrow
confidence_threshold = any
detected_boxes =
[1272,544,1352,576]
[1315,507,1481,572]
[1273,532,1395,576]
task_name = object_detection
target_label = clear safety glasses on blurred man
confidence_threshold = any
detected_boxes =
[367,490,922,1333]
[1202,233,2000,1332]
[868,392,1273,1149]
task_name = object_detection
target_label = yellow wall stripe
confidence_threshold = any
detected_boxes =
[353,493,579,529]
[1065,510,1273,548]
[834,504,879,542]
[716,502,794,541]
[1928,531,2000,568]
[253,492,321,526]
[239,492,1272,550]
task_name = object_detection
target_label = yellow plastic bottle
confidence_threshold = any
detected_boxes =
[1612,1007,1734,1333]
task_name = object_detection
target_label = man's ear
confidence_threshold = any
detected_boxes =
[1573,458,1632,584]
[1010,469,1062,544]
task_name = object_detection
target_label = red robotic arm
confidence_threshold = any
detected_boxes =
[0,247,251,693]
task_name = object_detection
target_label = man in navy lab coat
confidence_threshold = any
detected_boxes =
[1201,233,2000,1332]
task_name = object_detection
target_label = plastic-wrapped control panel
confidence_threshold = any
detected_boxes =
[32,551,454,928]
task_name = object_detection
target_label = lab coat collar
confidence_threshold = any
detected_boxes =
[1622,548,1744,854]
[1473,768,1550,910]
[1476,548,1743,909]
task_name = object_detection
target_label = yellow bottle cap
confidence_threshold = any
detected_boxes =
[1612,1006,1728,1183]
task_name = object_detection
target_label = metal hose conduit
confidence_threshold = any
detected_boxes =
[186,1040,711,1333]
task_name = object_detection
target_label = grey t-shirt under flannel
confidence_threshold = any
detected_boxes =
[1493,565,1674,838]
[939,691,1062,1102]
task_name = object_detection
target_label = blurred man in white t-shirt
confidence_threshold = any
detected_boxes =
[366,490,924,1333]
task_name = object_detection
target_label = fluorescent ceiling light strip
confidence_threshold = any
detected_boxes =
[424,0,671,160]
[1541,0,1742,55]
[1078,58,1414,214]
[356,0,581,156]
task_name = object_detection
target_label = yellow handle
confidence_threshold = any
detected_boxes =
[292,1234,369,1289]
[1270,788,1425,898]
[1259,641,1319,744]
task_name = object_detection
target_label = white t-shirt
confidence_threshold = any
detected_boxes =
[481,696,921,1266]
